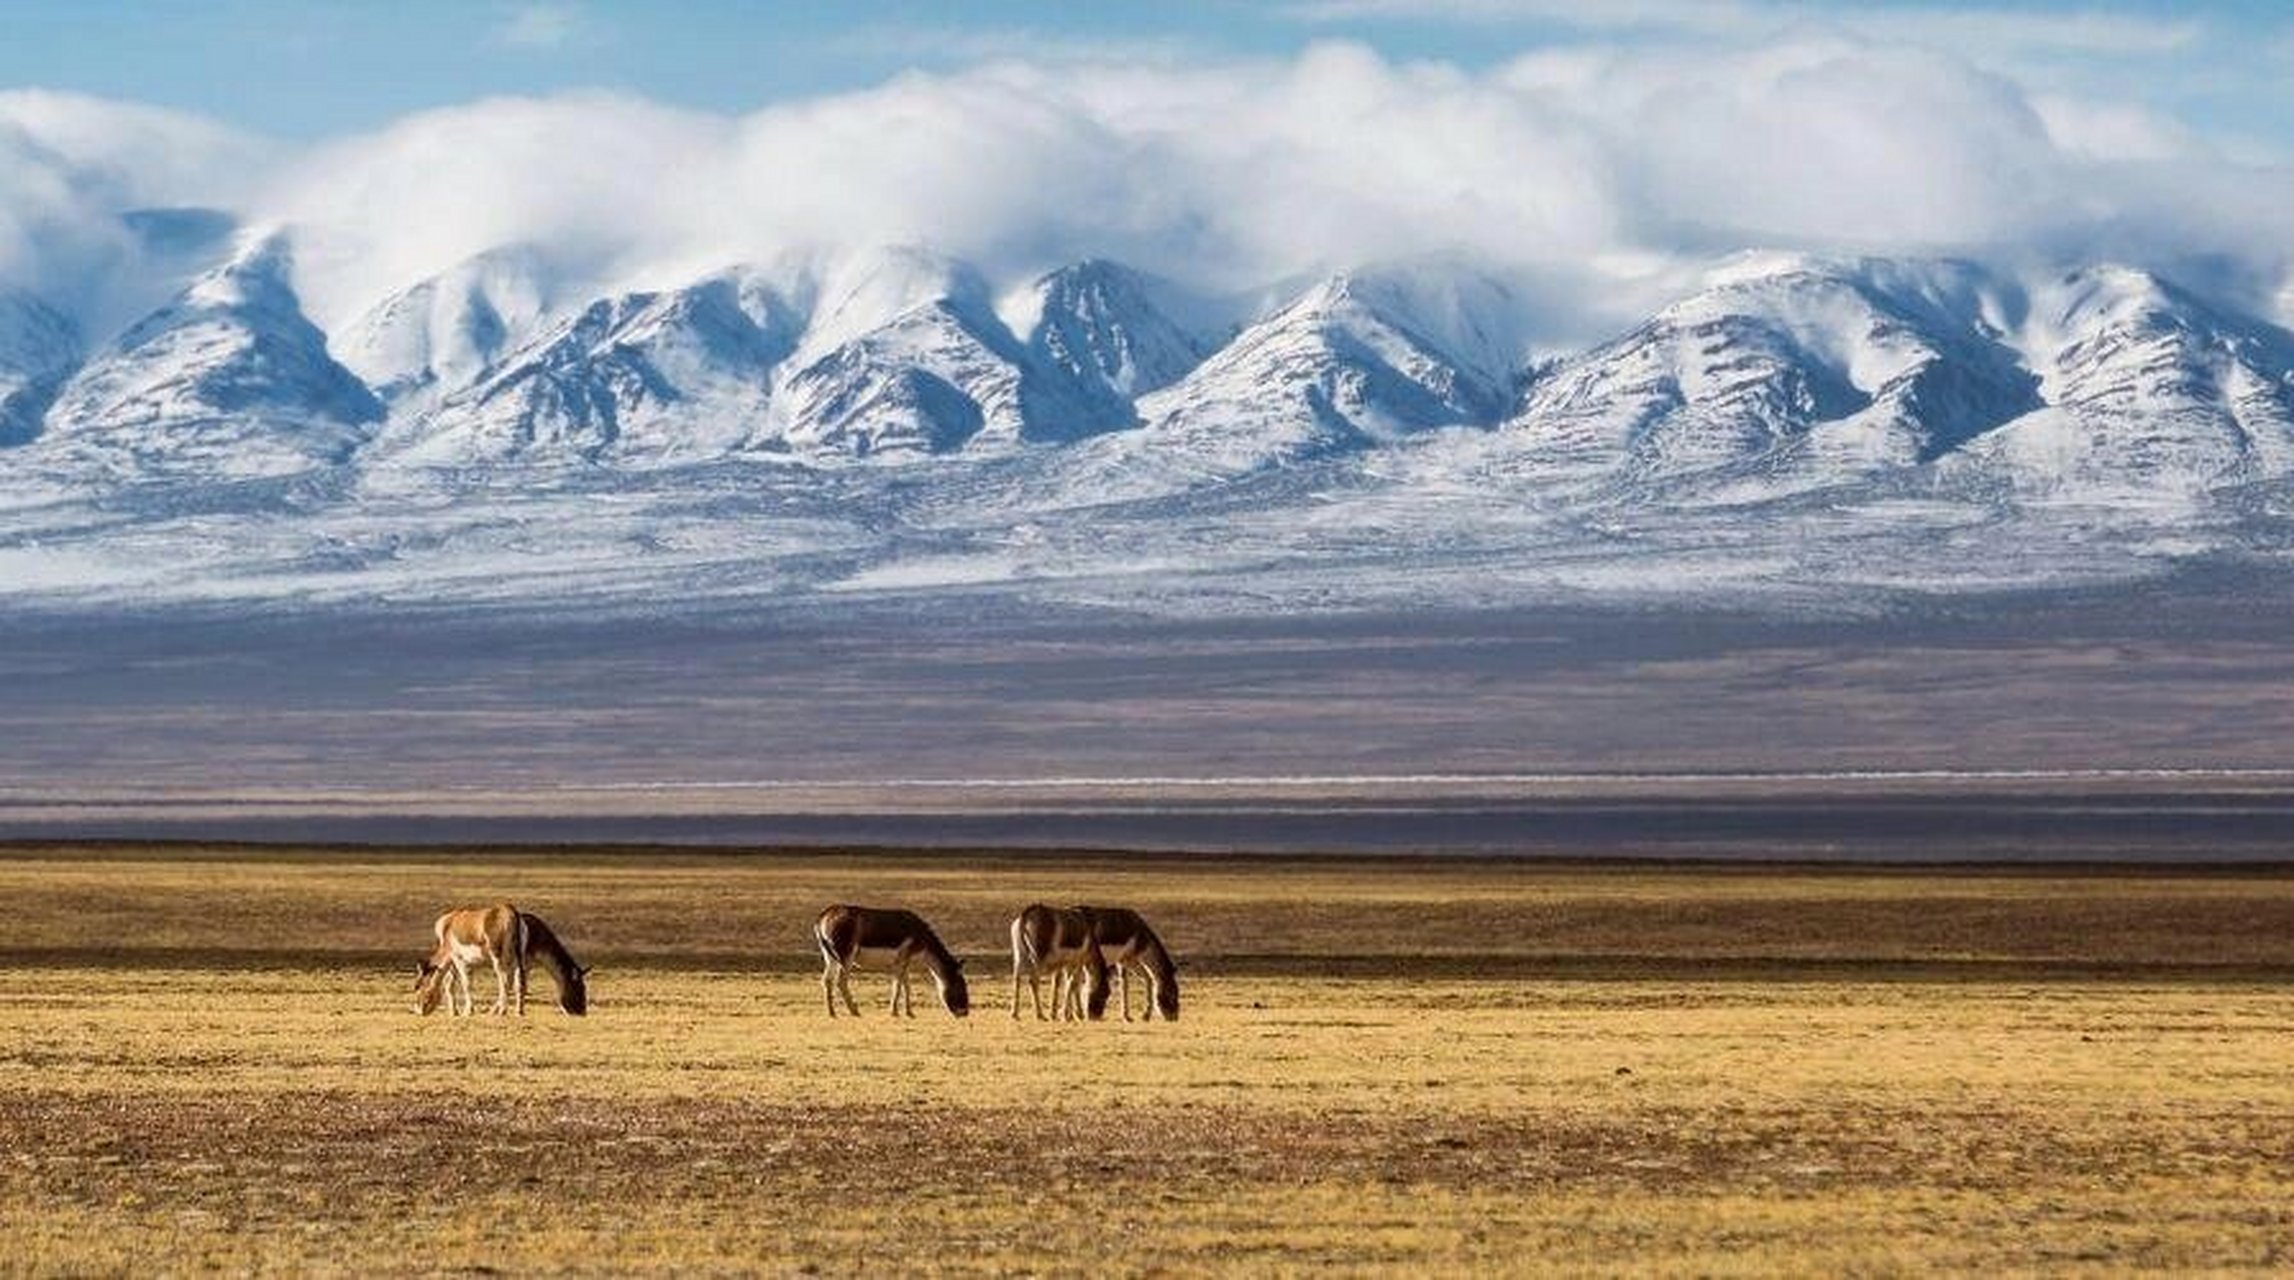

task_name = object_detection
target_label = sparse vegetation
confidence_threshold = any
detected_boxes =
[4,848,2293,1273]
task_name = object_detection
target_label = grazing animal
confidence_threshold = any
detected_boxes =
[412,904,590,1017]
[1009,903,1109,1021]
[1074,906,1181,1021]
[815,905,971,1018]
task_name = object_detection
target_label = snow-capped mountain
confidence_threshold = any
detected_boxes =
[35,234,381,477]
[0,290,80,446]
[1126,264,1518,476]
[766,249,1126,459]
[1502,257,2041,493]
[334,245,554,412]
[1966,266,2294,498]
[373,271,801,467]
[1020,259,1215,402]
[9,226,2294,612]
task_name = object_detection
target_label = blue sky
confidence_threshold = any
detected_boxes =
[0,0,2286,152]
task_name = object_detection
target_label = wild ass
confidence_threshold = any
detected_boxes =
[413,903,591,1017]
[815,905,971,1018]
[1075,906,1180,1021]
[1009,903,1109,1021]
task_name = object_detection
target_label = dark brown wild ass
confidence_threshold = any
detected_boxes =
[815,905,971,1017]
[1075,906,1180,1021]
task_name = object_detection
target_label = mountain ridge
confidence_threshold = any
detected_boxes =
[7,232,2294,611]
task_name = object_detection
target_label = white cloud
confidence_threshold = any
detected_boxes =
[0,90,270,312]
[267,91,728,321]
[2030,94,2202,162]
[1,39,2287,347]
[495,2,583,50]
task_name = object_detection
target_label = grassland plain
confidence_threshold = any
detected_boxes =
[4,847,2294,1274]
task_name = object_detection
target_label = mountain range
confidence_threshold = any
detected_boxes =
[4,212,2294,613]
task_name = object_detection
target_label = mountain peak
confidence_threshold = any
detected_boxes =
[1024,258,1209,401]
[37,229,383,476]
[334,243,557,408]
[372,270,799,468]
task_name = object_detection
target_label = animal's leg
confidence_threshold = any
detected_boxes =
[451,961,472,1016]
[836,966,861,1016]
[822,961,838,1017]
[513,950,528,1017]
[1120,963,1136,1022]
[489,955,508,1016]
[1011,956,1024,1020]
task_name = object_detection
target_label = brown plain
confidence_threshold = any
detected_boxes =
[4,846,2294,1273]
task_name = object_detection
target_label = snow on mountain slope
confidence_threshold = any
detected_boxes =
[766,248,1124,459]
[333,246,554,412]
[371,270,804,467]
[37,234,382,477]
[1020,259,1214,402]
[0,290,81,446]
[18,242,2294,614]
[1964,266,2294,499]
[1502,256,2039,494]
[1120,265,1519,480]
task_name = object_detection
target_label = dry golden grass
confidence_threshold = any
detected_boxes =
[4,848,2294,1274]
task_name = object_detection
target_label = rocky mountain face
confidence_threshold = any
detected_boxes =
[0,289,80,446]
[1024,258,1213,402]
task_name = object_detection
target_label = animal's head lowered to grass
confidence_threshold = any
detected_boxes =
[937,956,970,1018]
[559,964,591,1017]
[412,962,446,1016]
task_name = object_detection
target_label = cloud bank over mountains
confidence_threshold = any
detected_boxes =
[1,38,2288,348]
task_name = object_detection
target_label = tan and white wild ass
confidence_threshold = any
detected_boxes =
[1009,903,1108,1020]
[413,903,591,1017]
[1075,906,1180,1021]
[815,905,972,1018]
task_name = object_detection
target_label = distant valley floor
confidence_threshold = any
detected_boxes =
[12,574,2294,855]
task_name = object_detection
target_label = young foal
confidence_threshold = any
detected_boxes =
[413,903,590,1017]
[815,904,971,1018]
[1009,903,1108,1021]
